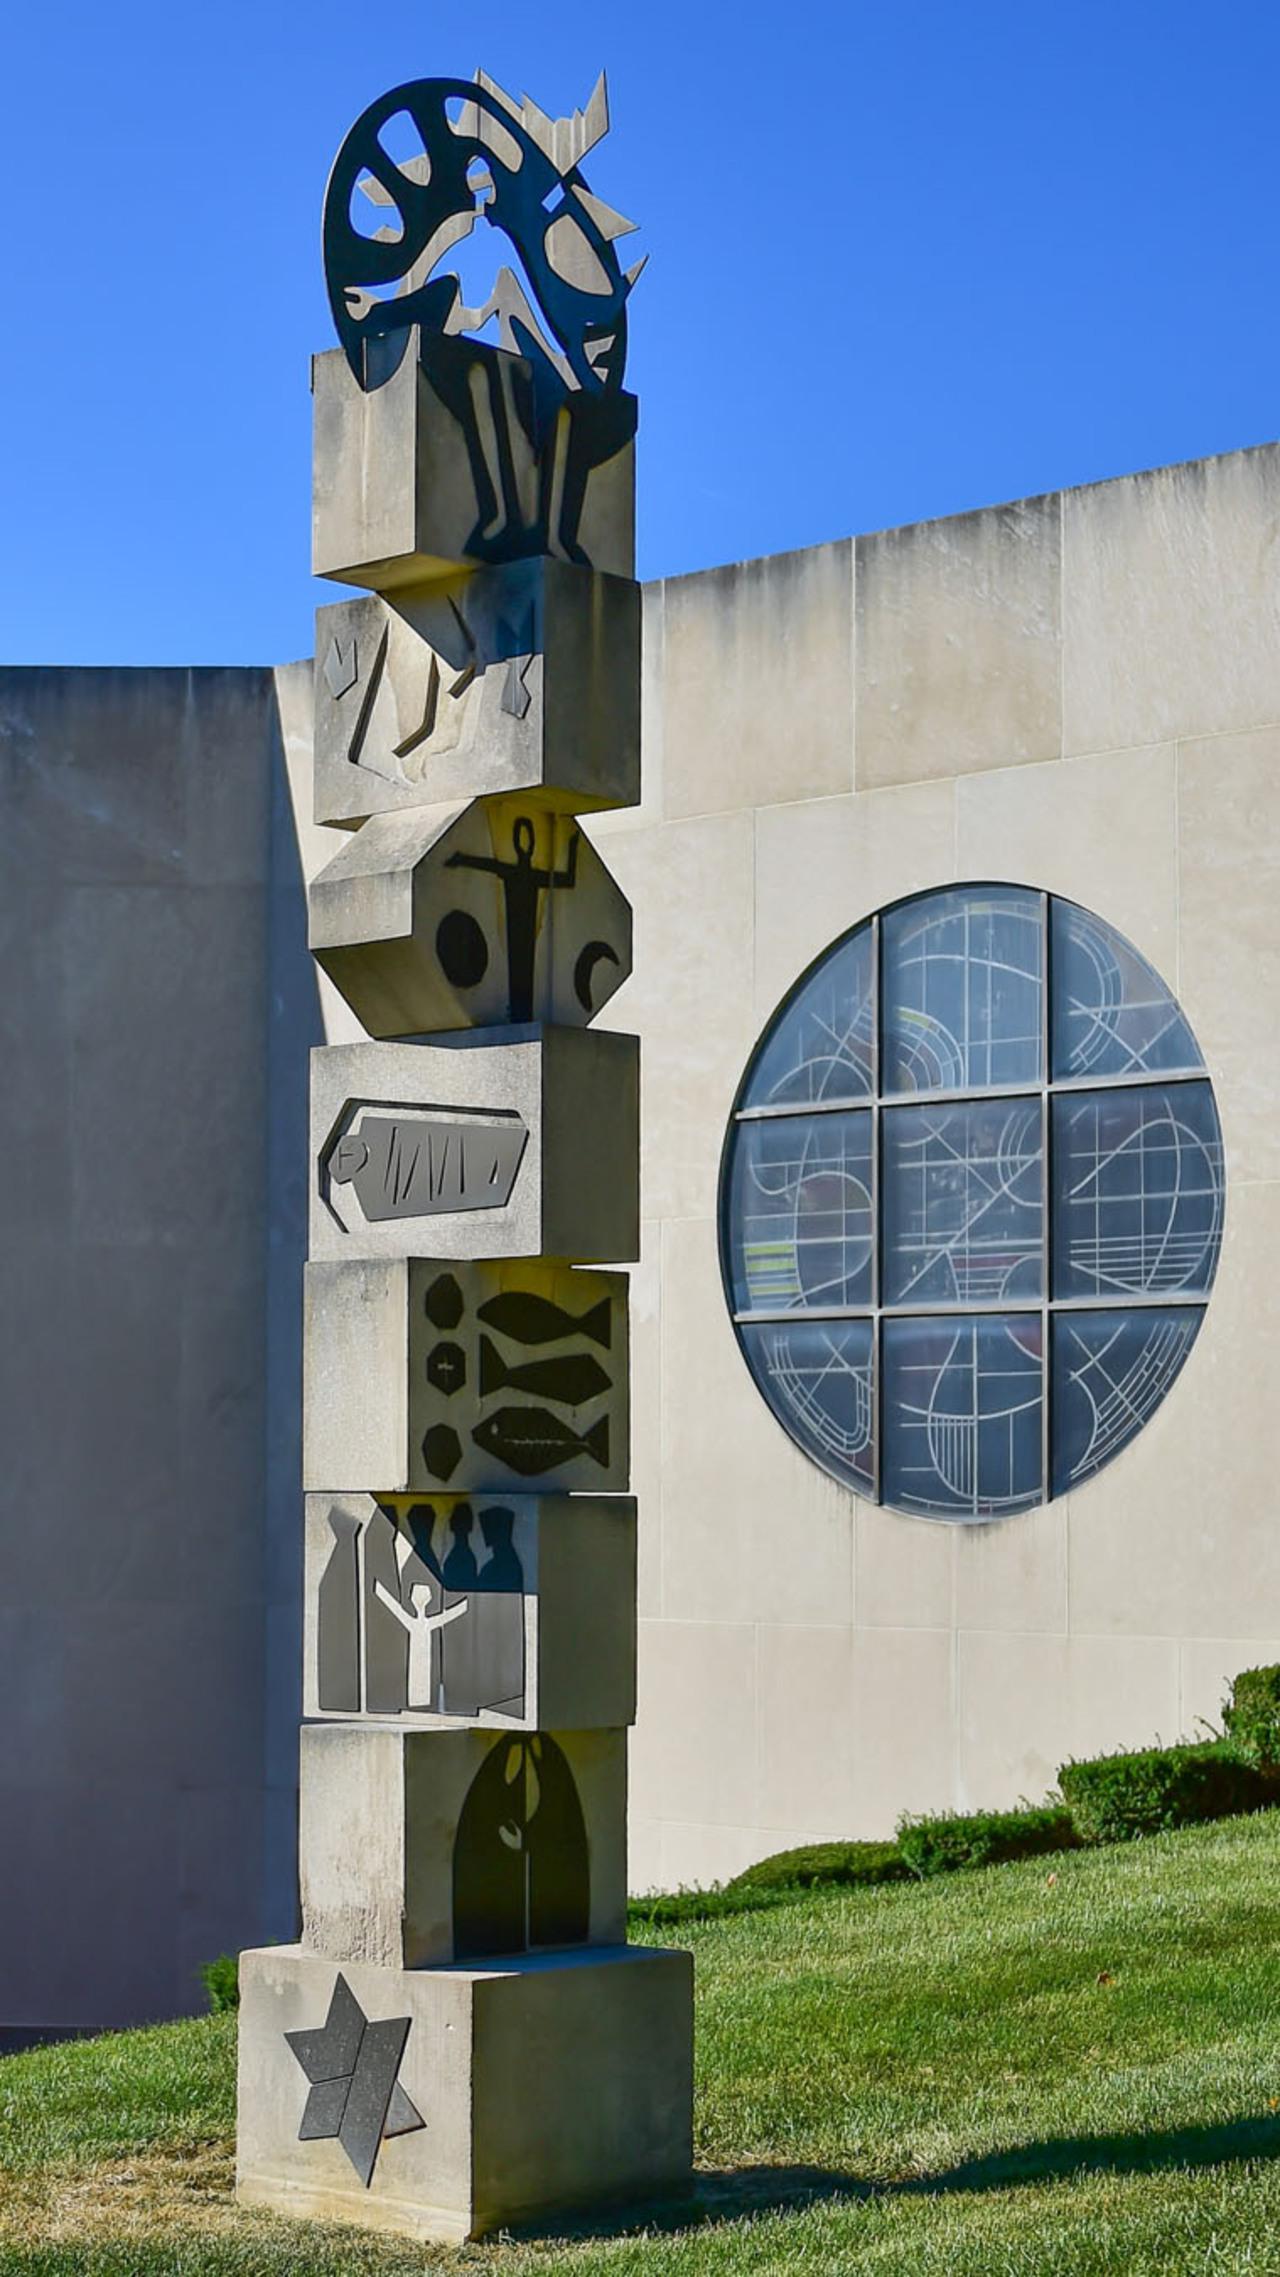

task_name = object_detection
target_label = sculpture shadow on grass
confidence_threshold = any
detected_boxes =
[505,2113,1280,2242]
[904,2112,1280,2197]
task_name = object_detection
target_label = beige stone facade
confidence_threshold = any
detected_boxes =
[585,442,1280,1890]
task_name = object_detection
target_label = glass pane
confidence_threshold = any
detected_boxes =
[882,1314,1043,1520]
[742,926,873,1108]
[1052,1082,1225,1298]
[725,1113,872,1311]
[883,1097,1043,1305]
[740,1319,874,1497]
[1051,901,1204,1079]
[882,887,1043,1094]
[1052,1307,1205,1493]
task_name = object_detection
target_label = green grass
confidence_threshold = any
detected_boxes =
[5,1812,1280,2272]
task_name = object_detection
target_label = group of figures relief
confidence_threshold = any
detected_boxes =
[317,1496,528,1720]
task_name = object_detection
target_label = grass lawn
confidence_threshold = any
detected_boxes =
[4,1811,1280,2273]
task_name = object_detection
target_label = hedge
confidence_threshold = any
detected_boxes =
[1222,1663,1280,1771]
[1058,1740,1272,1845]
[896,1804,1078,1879]
[724,1840,908,1894]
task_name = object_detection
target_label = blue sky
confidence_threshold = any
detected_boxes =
[3,0,1277,663]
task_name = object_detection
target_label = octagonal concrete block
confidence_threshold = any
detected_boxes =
[309,798,632,1037]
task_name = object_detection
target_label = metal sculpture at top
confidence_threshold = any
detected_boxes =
[323,72,644,567]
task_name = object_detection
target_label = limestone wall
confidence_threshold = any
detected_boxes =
[587,442,1280,1890]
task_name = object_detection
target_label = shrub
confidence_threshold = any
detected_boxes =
[1222,1664,1280,1771]
[1059,1741,1272,1845]
[896,1804,1078,1880]
[725,1840,909,1894]
[628,1884,807,1929]
[200,1953,240,2013]
[628,1843,908,1929]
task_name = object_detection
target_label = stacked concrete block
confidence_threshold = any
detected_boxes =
[237,70,692,2243]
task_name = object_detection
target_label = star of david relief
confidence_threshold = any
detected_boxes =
[286,1973,424,2187]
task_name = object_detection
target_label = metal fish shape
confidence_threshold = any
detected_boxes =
[471,1405,610,1477]
[477,1336,610,1407]
[476,1291,613,1351]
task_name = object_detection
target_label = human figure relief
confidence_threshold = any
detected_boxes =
[373,1575,469,1712]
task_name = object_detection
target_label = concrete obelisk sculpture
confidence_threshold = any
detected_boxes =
[236,71,693,2242]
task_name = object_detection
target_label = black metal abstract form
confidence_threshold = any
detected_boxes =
[287,1973,424,2186]
[445,814,579,1022]
[452,1734,589,1960]
[322,71,643,565]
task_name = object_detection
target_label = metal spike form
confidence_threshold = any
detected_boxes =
[572,185,638,242]
[358,155,431,203]
[472,67,610,173]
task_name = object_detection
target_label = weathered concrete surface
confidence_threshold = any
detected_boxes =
[16,438,1280,1970]
[0,663,319,2034]
[312,344,636,590]
[297,1724,627,1968]
[236,1940,693,2240]
[302,1492,637,1730]
[308,1030,639,1265]
[313,563,640,827]
[595,441,1280,1893]
[303,1258,630,1495]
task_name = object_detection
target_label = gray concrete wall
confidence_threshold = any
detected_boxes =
[0,665,318,2034]
[585,442,1280,1891]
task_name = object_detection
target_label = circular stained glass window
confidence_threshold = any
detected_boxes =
[719,885,1225,1521]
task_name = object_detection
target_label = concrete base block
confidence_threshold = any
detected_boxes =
[236,1941,693,2242]
[298,1723,627,1968]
